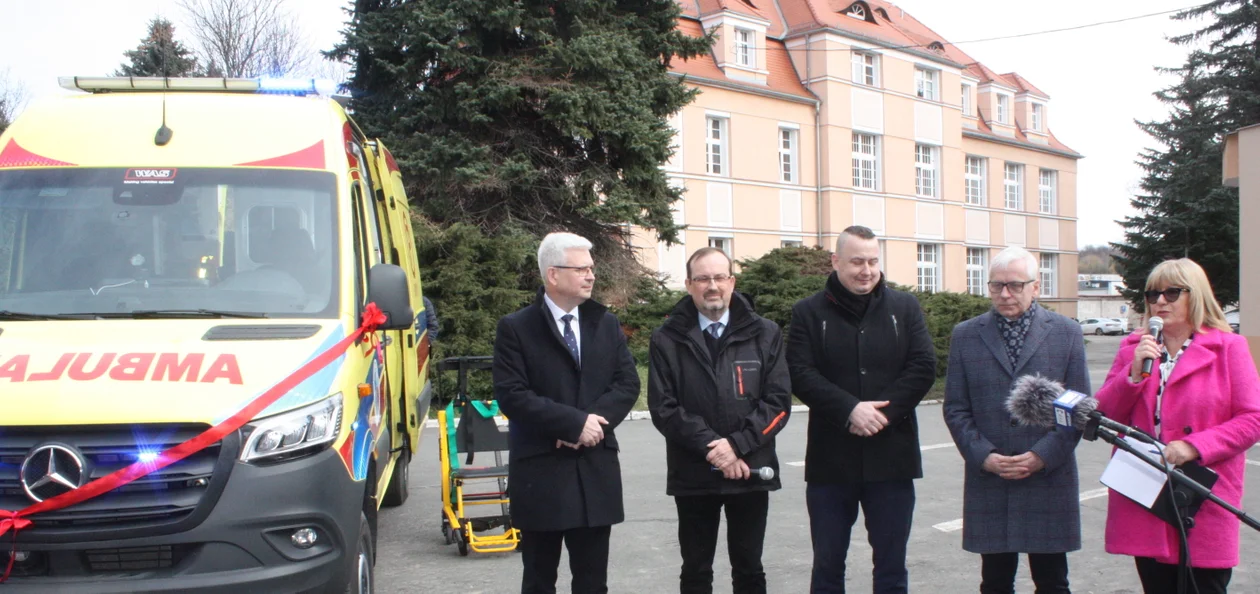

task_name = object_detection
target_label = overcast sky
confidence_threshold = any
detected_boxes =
[0,0,1204,249]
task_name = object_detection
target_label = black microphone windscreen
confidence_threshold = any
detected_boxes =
[1006,374,1065,428]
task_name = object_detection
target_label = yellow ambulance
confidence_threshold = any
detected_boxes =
[0,77,432,592]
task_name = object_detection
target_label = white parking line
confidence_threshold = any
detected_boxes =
[932,519,964,533]
[934,488,1111,534]
[1247,460,1260,468]
[1079,488,1109,501]
[785,461,806,467]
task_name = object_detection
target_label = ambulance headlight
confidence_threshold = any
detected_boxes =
[240,395,343,463]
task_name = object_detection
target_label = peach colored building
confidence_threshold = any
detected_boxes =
[637,0,1081,316]
[1223,124,1258,364]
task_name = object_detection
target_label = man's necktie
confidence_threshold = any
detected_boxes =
[704,322,722,361]
[707,322,723,339]
[561,314,580,367]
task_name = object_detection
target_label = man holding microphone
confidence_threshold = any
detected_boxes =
[648,246,792,594]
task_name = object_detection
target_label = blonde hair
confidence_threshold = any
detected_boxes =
[1144,258,1231,332]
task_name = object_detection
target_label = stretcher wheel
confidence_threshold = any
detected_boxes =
[441,516,454,545]
[455,528,470,556]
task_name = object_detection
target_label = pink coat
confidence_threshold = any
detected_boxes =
[1094,328,1260,568]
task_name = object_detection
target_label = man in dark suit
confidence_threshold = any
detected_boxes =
[786,225,937,593]
[648,247,792,594]
[493,231,641,594]
[942,246,1088,594]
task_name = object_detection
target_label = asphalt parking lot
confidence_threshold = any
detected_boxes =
[376,335,1260,593]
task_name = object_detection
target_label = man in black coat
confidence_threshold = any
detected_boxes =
[493,232,640,594]
[648,247,792,594]
[786,226,937,594]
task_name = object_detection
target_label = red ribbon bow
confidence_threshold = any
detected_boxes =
[0,511,31,538]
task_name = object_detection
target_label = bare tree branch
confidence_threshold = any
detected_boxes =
[179,0,312,77]
[0,68,29,134]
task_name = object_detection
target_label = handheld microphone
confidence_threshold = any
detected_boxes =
[1006,374,1160,444]
[1141,316,1164,378]
[711,466,776,480]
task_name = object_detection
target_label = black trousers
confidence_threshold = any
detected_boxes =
[519,526,612,594]
[674,491,769,594]
[806,480,916,594]
[1135,557,1232,594]
[980,552,1070,594]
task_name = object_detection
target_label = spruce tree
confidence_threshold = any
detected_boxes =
[329,0,711,265]
[1113,1,1259,308]
[116,17,202,77]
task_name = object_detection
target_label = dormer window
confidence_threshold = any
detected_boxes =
[734,28,754,67]
[927,41,946,55]
[847,4,867,19]
[1032,103,1045,131]
[997,94,1011,124]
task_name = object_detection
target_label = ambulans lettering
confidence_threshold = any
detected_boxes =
[0,353,242,384]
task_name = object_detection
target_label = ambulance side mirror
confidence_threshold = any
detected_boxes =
[367,263,414,331]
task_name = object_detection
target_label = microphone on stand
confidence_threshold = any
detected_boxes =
[1005,374,1160,444]
[1141,316,1164,379]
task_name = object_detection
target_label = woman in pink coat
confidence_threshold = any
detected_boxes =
[1095,258,1260,594]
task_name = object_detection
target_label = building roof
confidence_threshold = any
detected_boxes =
[671,17,815,102]
[969,115,1081,158]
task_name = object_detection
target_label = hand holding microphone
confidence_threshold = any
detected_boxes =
[1135,316,1163,381]
[711,462,776,481]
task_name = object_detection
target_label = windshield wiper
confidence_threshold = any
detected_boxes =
[92,309,270,319]
[0,310,89,321]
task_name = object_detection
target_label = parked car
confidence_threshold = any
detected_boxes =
[1080,318,1124,335]
[1225,309,1240,333]
[1108,318,1130,333]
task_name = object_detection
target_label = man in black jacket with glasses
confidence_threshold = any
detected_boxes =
[648,247,792,594]
[787,226,936,593]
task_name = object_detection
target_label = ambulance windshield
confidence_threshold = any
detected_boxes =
[0,168,339,318]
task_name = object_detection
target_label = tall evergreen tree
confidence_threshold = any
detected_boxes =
[116,17,202,77]
[1113,1,1259,308]
[329,0,711,266]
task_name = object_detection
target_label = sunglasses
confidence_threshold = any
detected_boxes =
[1144,287,1190,304]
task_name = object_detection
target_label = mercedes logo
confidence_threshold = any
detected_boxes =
[20,444,87,503]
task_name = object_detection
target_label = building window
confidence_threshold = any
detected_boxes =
[779,128,798,184]
[1004,163,1023,210]
[1039,253,1057,298]
[1039,169,1057,214]
[916,243,940,292]
[851,52,878,86]
[734,28,754,67]
[965,156,986,206]
[705,117,727,176]
[1032,103,1044,131]
[852,133,879,190]
[961,83,973,117]
[997,94,1011,124]
[781,239,803,248]
[709,236,733,257]
[967,248,988,296]
[915,67,938,101]
[914,144,938,198]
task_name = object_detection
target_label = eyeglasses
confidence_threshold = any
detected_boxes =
[1145,287,1189,304]
[987,280,1034,294]
[553,265,595,275]
[690,274,732,285]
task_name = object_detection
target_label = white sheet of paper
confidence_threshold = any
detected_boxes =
[1099,436,1168,509]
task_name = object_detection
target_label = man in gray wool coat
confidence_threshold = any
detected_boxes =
[942,246,1089,594]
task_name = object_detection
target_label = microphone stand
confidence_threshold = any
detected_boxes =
[1087,424,1260,532]
[1089,423,1260,594]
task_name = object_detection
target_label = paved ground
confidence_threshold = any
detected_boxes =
[375,335,1260,593]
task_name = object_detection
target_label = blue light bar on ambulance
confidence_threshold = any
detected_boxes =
[57,76,336,96]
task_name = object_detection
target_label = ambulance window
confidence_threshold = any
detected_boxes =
[348,142,384,266]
